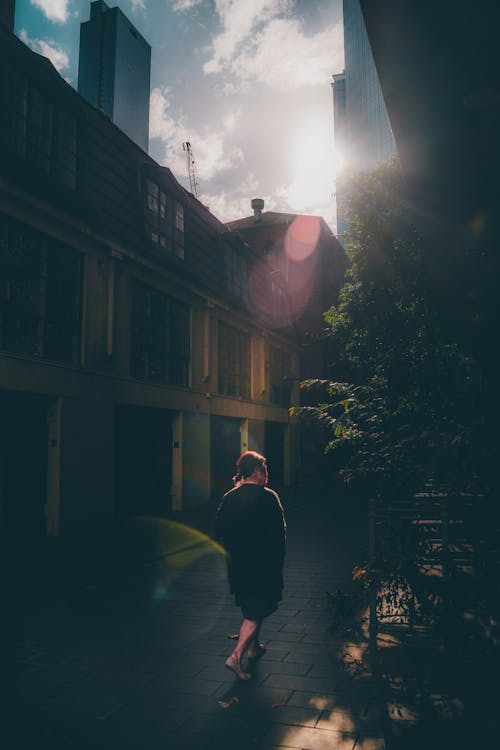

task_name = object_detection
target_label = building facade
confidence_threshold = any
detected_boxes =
[333,0,397,239]
[0,26,302,545]
[78,0,151,152]
[226,201,347,478]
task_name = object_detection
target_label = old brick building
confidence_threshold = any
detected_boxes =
[0,22,311,545]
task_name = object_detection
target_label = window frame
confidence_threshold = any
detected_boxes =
[0,63,77,190]
[143,177,185,259]
[130,282,191,387]
[0,213,83,364]
[217,321,250,399]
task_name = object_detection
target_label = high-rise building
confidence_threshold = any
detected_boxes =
[78,0,151,151]
[333,0,396,238]
[0,0,15,32]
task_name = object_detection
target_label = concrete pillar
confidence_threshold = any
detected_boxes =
[247,418,265,456]
[172,413,183,511]
[240,419,249,454]
[182,412,211,507]
[46,399,62,536]
[286,420,301,487]
[50,396,114,536]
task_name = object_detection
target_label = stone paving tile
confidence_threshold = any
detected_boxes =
[265,631,304,643]
[263,723,357,750]
[353,736,386,749]
[283,649,323,664]
[279,622,315,634]
[183,711,272,741]
[316,708,369,735]
[148,675,223,696]
[108,701,191,730]
[270,704,322,727]
[307,662,352,678]
[281,641,330,654]
[300,633,329,644]
[41,690,127,722]
[213,682,294,707]
[263,673,339,693]
[262,660,313,677]
[197,664,271,683]
[157,691,224,715]
[286,690,369,713]
[185,642,233,656]
[248,646,291,662]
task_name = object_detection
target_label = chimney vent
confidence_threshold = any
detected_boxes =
[251,198,264,222]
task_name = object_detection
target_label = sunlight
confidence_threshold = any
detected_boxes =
[333,144,346,175]
[285,115,334,212]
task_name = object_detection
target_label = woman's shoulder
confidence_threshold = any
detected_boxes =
[264,486,279,500]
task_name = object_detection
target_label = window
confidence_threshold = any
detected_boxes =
[0,214,83,364]
[53,110,77,190]
[0,64,77,189]
[218,322,250,399]
[224,243,248,301]
[131,283,190,386]
[0,66,27,158]
[269,345,291,406]
[143,178,184,259]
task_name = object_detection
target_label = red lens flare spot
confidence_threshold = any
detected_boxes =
[285,215,321,262]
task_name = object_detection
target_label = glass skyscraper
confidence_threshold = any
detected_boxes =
[333,0,396,238]
[78,1,151,152]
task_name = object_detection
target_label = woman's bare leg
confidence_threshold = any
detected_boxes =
[225,618,262,679]
[247,622,266,658]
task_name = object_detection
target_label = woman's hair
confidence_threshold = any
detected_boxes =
[233,450,267,484]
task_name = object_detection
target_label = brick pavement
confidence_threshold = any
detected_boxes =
[9,487,394,750]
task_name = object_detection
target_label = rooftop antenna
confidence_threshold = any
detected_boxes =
[182,141,200,199]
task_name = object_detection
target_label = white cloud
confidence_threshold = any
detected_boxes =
[130,0,146,10]
[223,109,242,133]
[149,87,243,182]
[172,0,205,11]
[19,29,70,72]
[204,0,290,74]
[200,174,261,222]
[232,18,342,90]
[30,0,69,23]
[204,2,343,92]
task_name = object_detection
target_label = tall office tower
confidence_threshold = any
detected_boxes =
[333,0,396,239]
[0,0,15,31]
[78,0,151,152]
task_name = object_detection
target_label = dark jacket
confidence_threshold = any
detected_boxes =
[215,483,286,600]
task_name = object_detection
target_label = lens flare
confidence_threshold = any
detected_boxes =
[285,215,321,262]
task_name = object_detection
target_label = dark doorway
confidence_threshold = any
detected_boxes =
[265,421,285,488]
[0,390,49,547]
[211,415,241,501]
[115,405,173,518]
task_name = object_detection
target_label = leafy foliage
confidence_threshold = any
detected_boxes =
[291,160,489,497]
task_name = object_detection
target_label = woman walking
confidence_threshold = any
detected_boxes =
[215,451,287,680]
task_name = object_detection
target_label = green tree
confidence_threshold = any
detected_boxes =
[293,160,488,498]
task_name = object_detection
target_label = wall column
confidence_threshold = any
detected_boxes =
[51,396,115,536]
[172,412,183,511]
[182,412,211,507]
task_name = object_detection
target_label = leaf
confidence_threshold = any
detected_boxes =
[227,633,239,639]
[352,565,366,580]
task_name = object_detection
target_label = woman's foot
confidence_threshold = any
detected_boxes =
[225,655,252,680]
[247,643,267,659]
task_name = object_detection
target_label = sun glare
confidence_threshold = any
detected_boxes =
[285,116,335,212]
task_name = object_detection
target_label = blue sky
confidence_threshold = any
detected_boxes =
[14,0,344,228]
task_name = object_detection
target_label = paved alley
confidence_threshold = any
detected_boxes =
[10,488,388,750]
